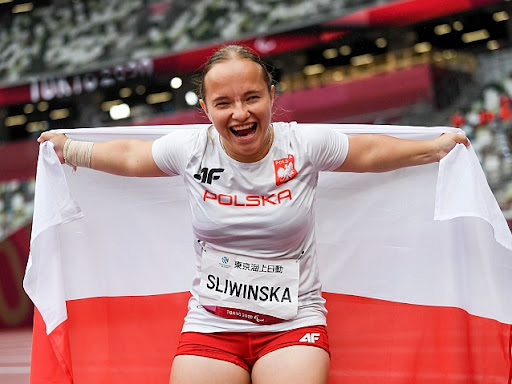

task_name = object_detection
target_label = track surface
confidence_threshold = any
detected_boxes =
[0,328,31,384]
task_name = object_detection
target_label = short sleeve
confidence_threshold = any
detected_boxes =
[295,125,350,171]
[152,129,201,176]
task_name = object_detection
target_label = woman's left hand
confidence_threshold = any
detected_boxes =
[433,133,470,161]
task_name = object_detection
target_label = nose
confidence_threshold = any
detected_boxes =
[232,102,249,120]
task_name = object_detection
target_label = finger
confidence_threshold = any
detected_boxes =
[37,132,52,143]
[456,133,470,146]
[446,132,469,146]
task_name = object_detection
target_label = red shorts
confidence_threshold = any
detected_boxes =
[174,325,329,371]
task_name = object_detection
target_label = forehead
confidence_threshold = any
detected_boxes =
[203,59,266,97]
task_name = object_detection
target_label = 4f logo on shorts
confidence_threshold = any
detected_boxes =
[194,168,224,184]
[274,155,297,186]
[299,333,320,343]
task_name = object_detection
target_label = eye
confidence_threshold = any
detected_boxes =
[247,95,260,101]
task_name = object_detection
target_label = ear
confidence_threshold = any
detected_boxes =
[199,99,212,122]
[270,85,275,106]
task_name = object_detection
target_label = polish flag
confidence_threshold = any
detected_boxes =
[24,125,512,383]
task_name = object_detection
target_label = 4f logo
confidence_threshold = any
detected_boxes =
[299,333,320,343]
[194,168,224,184]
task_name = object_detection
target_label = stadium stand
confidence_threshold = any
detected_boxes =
[0,0,377,86]
[0,179,34,242]
[0,0,147,84]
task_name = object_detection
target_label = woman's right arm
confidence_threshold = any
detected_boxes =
[38,132,168,177]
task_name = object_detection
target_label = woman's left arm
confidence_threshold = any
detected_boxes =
[335,133,469,173]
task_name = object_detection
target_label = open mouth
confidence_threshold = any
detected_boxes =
[230,123,257,137]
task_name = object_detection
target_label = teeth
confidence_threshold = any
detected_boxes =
[231,123,254,131]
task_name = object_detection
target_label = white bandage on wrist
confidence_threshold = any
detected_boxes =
[63,139,94,169]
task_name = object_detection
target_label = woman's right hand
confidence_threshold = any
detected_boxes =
[37,132,68,164]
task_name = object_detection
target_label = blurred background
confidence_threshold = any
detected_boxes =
[1,0,512,380]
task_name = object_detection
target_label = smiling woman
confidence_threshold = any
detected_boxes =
[198,46,276,163]
[37,44,468,384]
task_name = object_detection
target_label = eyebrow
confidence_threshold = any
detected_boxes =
[211,90,263,104]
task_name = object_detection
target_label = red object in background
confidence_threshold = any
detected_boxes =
[0,139,39,183]
[329,0,503,27]
[450,112,466,128]
[499,95,512,121]
[0,224,33,328]
[479,109,494,125]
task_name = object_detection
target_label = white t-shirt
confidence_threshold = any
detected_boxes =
[152,122,349,332]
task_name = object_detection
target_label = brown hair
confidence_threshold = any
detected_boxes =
[197,45,273,101]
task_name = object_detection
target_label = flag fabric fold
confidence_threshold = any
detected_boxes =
[435,143,512,250]
[24,124,512,383]
[24,142,83,334]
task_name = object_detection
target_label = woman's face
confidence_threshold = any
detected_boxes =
[200,58,275,163]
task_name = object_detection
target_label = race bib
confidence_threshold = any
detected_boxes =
[198,247,299,324]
